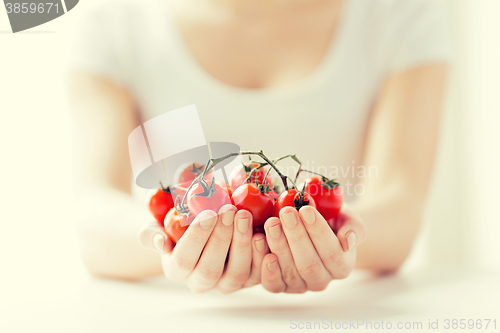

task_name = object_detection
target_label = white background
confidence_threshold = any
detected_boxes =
[0,1,499,332]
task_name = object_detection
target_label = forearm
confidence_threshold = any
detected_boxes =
[351,64,448,272]
[76,188,162,280]
[352,179,425,272]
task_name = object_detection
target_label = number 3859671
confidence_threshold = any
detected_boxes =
[5,3,60,14]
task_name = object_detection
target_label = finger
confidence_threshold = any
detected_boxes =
[243,233,270,288]
[261,254,286,293]
[298,206,350,279]
[279,207,331,291]
[217,209,253,293]
[138,220,174,254]
[334,205,367,252]
[264,217,307,293]
[164,210,218,281]
[186,205,236,293]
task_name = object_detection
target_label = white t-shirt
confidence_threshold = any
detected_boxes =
[70,0,452,200]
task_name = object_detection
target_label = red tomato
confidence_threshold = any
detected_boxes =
[230,162,273,191]
[187,180,231,216]
[176,162,209,184]
[252,224,266,235]
[273,188,316,217]
[164,208,194,244]
[217,182,234,205]
[268,189,281,202]
[170,181,191,201]
[304,177,343,222]
[148,188,175,227]
[232,183,274,226]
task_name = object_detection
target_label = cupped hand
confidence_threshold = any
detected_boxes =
[138,205,270,294]
[261,204,366,293]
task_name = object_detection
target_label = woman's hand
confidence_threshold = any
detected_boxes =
[138,205,270,293]
[260,204,366,293]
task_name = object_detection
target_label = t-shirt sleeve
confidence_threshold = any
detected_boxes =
[387,0,453,74]
[67,3,131,85]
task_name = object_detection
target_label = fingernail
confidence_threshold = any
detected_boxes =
[346,231,357,251]
[237,218,249,234]
[282,212,297,228]
[301,208,316,224]
[254,238,266,252]
[267,261,277,271]
[199,212,216,229]
[221,209,235,226]
[153,234,165,253]
[268,224,282,239]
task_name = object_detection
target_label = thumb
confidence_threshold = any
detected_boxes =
[334,204,367,252]
[138,220,174,254]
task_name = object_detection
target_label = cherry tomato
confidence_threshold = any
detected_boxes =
[273,188,316,217]
[217,182,234,205]
[268,189,281,202]
[187,180,231,216]
[170,181,191,201]
[230,162,273,191]
[304,177,343,222]
[232,183,274,226]
[175,162,209,184]
[148,188,175,227]
[252,224,266,235]
[164,208,194,244]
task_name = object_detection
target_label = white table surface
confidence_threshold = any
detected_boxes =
[2,264,499,333]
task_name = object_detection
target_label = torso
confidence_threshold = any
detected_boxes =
[122,0,380,198]
[93,0,448,200]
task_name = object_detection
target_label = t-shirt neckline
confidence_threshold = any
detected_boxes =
[165,0,352,100]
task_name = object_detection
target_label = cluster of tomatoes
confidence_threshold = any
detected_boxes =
[148,160,343,245]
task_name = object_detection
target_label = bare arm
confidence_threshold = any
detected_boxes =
[354,63,449,272]
[70,73,269,290]
[249,64,449,293]
[69,73,162,280]
[69,62,447,281]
